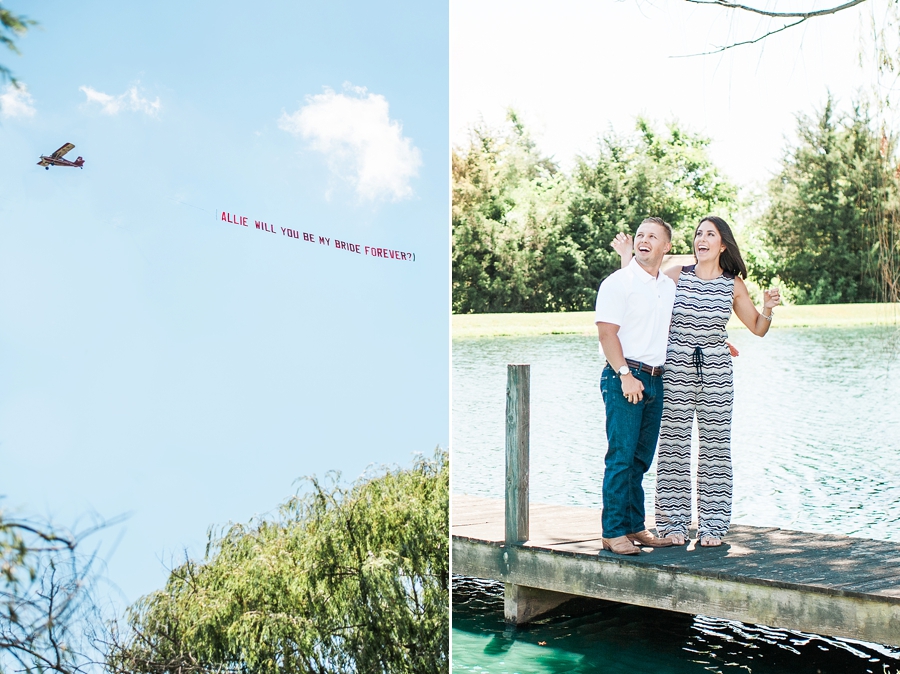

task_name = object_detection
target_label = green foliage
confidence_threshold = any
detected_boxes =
[452,113,738,313]
[107,450,449,674]
[758,97,890,303]
[566,119,737,307]
[0,4,36,85]
[453,101,900,311]
[452,111,575,313]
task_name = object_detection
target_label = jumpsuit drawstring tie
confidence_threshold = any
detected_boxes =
[692,346,704,385]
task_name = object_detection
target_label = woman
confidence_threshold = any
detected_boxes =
[612,216,780,546]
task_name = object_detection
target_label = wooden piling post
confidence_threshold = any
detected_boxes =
[502,365,573,624]
[505,364,529,545]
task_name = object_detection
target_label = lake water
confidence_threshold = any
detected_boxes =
[452,326,900,673]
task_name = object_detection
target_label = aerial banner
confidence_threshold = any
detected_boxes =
[219,210,416,262]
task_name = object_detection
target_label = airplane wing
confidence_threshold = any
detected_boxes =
[50,143,75,159]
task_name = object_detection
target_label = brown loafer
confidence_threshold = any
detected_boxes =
[601,535,640,555]
[626,530,674,547]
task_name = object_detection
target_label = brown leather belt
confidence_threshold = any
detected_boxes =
[625,359,664,377]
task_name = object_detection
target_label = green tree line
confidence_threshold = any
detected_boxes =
[453,99,900,312]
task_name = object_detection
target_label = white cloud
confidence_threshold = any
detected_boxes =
[80,84,161,116]
[279,84,421,202]
[0,84,36,118]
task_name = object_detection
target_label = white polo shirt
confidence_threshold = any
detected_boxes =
[594,258,676,367]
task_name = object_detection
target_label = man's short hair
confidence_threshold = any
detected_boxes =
[640,216,673,241]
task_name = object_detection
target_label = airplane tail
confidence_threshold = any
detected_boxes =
[75,156,84,166]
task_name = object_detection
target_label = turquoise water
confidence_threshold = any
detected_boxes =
[452,326,900,672]
[452,578,898,673]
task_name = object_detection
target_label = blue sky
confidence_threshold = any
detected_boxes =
[0,0,448,607]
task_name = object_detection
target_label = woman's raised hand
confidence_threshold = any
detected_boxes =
[764,287,782,309]
[610,232,633,259]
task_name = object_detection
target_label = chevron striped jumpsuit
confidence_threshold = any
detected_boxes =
[655,265,735,541]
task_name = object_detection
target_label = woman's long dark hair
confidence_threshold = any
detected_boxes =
[697,215,748,279]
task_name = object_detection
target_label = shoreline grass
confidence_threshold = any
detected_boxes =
[453,303,900,339]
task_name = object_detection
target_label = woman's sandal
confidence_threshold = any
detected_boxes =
[700,536,722,547]
[665,533,687,546]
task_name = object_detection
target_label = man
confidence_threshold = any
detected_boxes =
[594,217,676,555]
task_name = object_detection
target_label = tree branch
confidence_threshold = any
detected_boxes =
[672,17,807,56]
[671,0,871,55]
[682,0,868,19]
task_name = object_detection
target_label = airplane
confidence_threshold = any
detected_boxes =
[37,143,84,170]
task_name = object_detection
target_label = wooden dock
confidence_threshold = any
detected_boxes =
[451,364,900,647]
[453,494,900,647]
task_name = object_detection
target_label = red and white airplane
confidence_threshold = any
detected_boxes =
[37,143,84,170]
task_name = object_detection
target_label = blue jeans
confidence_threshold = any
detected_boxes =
[600,364,664,538]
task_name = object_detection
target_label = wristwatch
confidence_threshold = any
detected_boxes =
[617,364,631,377]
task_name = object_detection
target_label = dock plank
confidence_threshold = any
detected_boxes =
[452,494,900,645]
